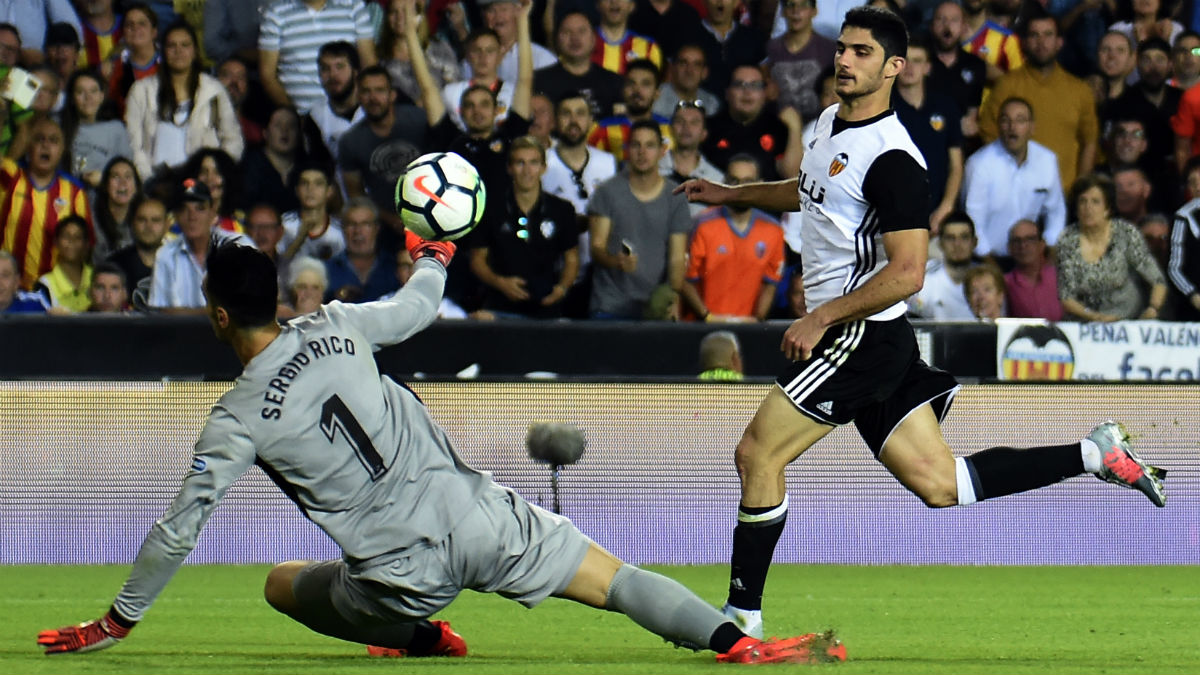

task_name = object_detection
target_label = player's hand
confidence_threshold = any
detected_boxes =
[673,178,733,206]
[780,314,828,362]
[405,230,456,268]
[38,610,134,654]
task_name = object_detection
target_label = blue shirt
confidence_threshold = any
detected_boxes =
[324,251,399,303]
[3,289,49,314]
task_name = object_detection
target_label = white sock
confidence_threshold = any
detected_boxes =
[954,457,977,506]
[1080,438,1102,473]
[722,604,764,639]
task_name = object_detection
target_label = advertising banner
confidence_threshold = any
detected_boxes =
[996,319,1200,381]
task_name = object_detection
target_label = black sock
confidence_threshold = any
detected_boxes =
[727,501,787,611]
[967,443,1085,501]
[401,621,444,654]
[709,622,748,653]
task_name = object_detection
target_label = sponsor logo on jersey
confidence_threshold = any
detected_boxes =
[798,169,826,204]
[828,152,849,177]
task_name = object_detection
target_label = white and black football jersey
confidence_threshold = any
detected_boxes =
[796,105,930,321]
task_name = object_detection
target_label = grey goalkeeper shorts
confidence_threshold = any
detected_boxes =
[298,483,593,625]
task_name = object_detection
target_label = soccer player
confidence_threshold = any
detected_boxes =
[36,234,844,665]
[676,6,1167,640]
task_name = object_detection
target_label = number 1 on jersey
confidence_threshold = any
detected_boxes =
[320,394,388,480]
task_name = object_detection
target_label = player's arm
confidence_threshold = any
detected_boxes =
[675,178,801,213]
[402,0,446,125]
[38,410,255,654]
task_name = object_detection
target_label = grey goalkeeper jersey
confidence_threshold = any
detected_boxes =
[113,260,490,622]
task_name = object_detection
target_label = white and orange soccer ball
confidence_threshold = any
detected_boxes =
[394,151,487,242]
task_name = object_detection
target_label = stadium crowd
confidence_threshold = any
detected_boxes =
[2,0,1200,322]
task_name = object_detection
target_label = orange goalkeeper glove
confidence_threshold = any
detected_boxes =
[37,608,135,654]
[405,230,456,268]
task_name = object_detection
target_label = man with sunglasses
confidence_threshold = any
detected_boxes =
[659,99,723,217]
[703,64,803,182]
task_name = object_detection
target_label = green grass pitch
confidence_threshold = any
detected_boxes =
[2,565,1197,674]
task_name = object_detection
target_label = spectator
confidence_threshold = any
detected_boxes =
[543,91,618,218]
[697,330,744,381]
[763,0,836,121]
[1100,117,1171,201]
[527,92,555,149]
[650,43,722,120]
[443,28,512,131]
[533,11,624,119]
[86,261,129,312]
[660,100,723,217]
[43,22,80,86]
[34,214,92,313]
[799,64,837,148]
[106,193,167,288]
[338,65,429,243]
[703,64,803,182]
[1057,172,1168,320]
[681,154,785,322]
[892,34,964,232]
[244,202,290,293]
[1168,157,1200,320]
[979,14,1099,192]
[628,0,706,64]
[963,263,1007,321]
[306,41,364,165]
[324,196,399,303]
[479,0,557,83]
[280,160,345,261]
[108,3,160,115]
[0,250,49,313]
[961,0,1023,83]
[1089,30,1136,105]
[1108,0,1182,46]
[768,265,807,320]
[24,64,61,120]
[1004,218,1064,320]
[1169,30,1200,90]
[91,156,140,263]
[1138,212,1175,315]
[76,0,121,75]
[0,23,33,157]
[908,211,979,320]
[929,1,986,141]
[1112,164,1154,223]
[379,0,461,106]
[286,254,328,315]
[147,178,248,312]
[125,21,243,180]
[61,70,132,188]
[258,0,375,114]
[1048,0,1111,77]
[469,136,580,318]
[182,148,243,232]
[694,0,768,93]
[963,97,1067,259]
[593,0,662,75]
[216,57,266,148]
[0,0,81,66]
[241,106,305,214]
[587,120,690,319]
[1104,37,1180,172]
[0,117,92,290]
[204,0,273,67]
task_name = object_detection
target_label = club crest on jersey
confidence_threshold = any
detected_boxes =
[828,153,849,177]
[755,241,766,258]
[930,114,945,132]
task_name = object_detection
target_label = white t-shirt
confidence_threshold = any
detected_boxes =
[151,101,191,170]
[279,211,346,260]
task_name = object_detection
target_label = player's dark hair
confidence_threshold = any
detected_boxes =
[626,58,662,85]
[318,40,360,71]
[939,209,976,237]
[205,238,278,328]
[841,6,909,60]
[630,118,663,143]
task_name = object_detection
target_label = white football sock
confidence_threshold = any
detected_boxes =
[955,457,977,506]
[1080,438,1102,473]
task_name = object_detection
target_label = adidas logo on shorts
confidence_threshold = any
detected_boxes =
[816,401,833,415]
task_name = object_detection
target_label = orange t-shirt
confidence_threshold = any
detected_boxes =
[686,207,785,318]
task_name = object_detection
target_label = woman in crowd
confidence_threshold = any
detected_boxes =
[182,148,243,233]
[92,157,142,263]
[1109,0,1183,47]
[964,264,1007,321]
[287,256,329,317]
[1058,173,1168,321]
[35,216,93,314]
[109,3,161,114]
[61,71,134,189]
[378,0,461,104]
[125,20,243,180]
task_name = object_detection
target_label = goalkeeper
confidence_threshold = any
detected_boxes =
[36,233,843,665]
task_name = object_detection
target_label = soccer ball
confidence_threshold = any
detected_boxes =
[395,152,487,241]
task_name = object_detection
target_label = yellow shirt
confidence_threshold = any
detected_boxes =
[38,265,94,313]
[978,64,1099,191]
